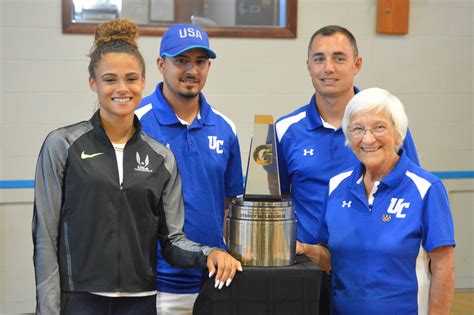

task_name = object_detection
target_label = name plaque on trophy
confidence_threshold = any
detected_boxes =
[226,115,296,267]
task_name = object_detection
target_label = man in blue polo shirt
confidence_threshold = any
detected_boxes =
[135,24,244,314]
[275,25,420,315]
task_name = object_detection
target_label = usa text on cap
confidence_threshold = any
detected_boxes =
[160,24,216,59]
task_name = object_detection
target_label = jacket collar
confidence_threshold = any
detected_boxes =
[90,110,142,143]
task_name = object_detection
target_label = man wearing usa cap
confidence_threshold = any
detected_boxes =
[135,24,244,314]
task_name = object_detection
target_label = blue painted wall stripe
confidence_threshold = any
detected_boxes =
[431,171,474,179]
[0,180,35,189]
[1,171,473,189]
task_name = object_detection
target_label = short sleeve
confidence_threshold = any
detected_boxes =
[314,189,330,244]
[421,181,456,252]
[276,134,291,195]
[224,135,244,196]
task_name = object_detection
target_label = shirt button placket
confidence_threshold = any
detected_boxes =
[332,131,340,161]
[187,129,197,154]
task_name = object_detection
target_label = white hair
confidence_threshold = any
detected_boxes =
[342,87,408,152]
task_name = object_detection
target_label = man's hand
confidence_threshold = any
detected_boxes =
[296,241,305,255]
[207,250,243,289]
[296,241,331,272]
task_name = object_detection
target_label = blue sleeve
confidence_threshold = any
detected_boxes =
[315,189,330,244]
[402,128,420,166]
[276,135,291,195]
[422,181,456,252]
[225,135,244,196]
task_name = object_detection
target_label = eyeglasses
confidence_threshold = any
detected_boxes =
[166,56,209,70]
[348,124,390,139]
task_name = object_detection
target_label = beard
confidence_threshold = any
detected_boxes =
[163,75,203,99]
[178,88,200,99]
[179,75,201,98]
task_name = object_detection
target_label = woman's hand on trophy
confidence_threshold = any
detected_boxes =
[207,250,243,289]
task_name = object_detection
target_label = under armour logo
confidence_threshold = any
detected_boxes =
[386,198,410,218]
[303,148,314,156]
[208,136,224,154]
[342,200,352,208]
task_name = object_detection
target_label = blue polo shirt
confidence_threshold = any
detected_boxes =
[275,89,420,244]
[316,151,455,315]
[136,83,244,293]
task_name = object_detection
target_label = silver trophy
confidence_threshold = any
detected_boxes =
[226,115,296,266]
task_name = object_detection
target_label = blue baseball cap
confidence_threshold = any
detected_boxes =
[160,24,216,59]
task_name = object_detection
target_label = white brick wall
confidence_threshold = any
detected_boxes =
[1,0,473,312]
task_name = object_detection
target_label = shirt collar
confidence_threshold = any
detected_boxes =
[378,149,411,188]
[152,82,216,127]
[320,116,338,130]
[176,111,202,127]
[352,149,411,189]
[305,86,360,131]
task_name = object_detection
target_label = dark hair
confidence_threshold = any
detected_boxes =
[307,25,358,57]
[88,18,146,79]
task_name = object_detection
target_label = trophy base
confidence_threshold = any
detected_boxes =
[226,197,296,267]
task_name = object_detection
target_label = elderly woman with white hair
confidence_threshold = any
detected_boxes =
[297,88,455,315]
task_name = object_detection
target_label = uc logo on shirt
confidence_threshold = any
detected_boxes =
[386,198,410,218]
[208,136,224,154]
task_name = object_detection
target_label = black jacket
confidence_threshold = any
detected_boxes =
[33,112,213,314]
